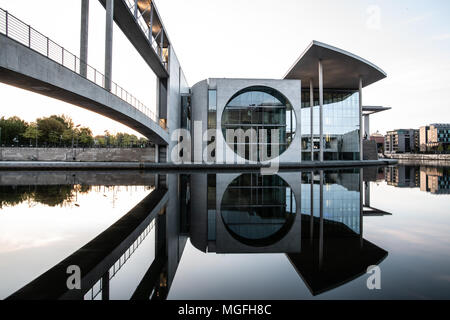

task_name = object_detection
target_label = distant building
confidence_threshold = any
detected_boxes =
[385,166,420,188]
[370,132,385,153]
[419,124,450,152]
[385,129,419,154]
[420,167,450,194]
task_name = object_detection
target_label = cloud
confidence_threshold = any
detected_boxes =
[400,12,433,26]
[432,33,450,41]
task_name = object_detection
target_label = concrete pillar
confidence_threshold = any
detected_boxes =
[359,77,363,160]
[101,271,110,300]
[360,168,364,248]
[364,181,371,207]
[148,4,154,43]
[134,0,138,19]
[364,114,370,139]
[80,0,89,77]
[310,79,314,161]
[318,60,324,162]
[105,0,114,91]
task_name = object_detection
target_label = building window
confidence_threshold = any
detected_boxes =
[208,89,217,130]
[221,86,296,161]
[301,89,360,160]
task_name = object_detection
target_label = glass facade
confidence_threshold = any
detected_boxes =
[300,170,361,234]
[221,86,296,161]
[301,89,360,161]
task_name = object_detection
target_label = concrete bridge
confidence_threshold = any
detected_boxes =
[0,1,187,159]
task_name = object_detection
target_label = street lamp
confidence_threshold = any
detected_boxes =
[72,124,81,160]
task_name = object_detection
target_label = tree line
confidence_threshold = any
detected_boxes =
[0,115,151,148]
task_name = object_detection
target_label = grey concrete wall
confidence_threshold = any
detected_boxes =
[167,47,190,163]
[191,78,302,164]
[0,147,155,162]
[0,171,156,186]
[0,35,168,145]
[191,80,208,163]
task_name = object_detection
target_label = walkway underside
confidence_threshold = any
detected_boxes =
[0,35,169,145]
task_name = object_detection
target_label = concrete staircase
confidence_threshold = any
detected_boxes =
[363,140,379,160]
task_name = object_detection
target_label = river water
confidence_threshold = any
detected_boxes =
[0,165,449,300]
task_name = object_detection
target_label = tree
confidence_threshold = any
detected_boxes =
[0,116,28,146]
[437,144,444,154]
[78,127,94,147]
[37,117,66,146]
[22,123,40,146]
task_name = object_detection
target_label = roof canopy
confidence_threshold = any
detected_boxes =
[284,41,387,89]
[362,106,391,116]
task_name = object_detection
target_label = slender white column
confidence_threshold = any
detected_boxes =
[359,77,363,159]
[105,0,114,91]
[318,60,324,162]
[310,79,314,161]
[360,168,364,248]
[80,0,89,77]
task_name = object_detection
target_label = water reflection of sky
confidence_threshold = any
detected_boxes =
[0,186,153,299]
[1,167,450,300]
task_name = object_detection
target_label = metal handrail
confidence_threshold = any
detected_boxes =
[124,0,169,69]
[0,8,167,131]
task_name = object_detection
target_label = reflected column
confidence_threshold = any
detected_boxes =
[359,77,363,159]
[310,170,314,243]
[319,170,324,269]
[310,79,314,161]
[101,271,110,300]
[318,60,324,162]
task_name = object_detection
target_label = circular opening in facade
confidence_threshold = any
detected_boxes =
[221,86,296,161]
[220,173,296,247]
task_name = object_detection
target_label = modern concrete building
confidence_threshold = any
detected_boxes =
[190,42,389,163]
[384,129,419,154]
[419,124,450,152]
[1,2,390,164]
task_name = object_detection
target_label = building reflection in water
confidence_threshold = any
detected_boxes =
[7,169,391,300]
[385,165,450,194]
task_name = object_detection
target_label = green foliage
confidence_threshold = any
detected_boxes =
[0,114,150,148]
[0,116,28,146]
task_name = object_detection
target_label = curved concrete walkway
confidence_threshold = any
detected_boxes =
[0,35,169,145]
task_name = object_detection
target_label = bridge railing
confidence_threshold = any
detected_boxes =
[0,8,167,131]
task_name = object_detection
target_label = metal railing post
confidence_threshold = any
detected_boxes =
[28,26,31,48]
[46,37,49,57]
[5,10,8,36]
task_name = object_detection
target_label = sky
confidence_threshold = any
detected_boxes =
[0,0,450,136]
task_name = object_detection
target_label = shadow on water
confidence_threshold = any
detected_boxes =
[2,164,449,300]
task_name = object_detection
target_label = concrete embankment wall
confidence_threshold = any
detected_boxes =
[0,148,155,162]
[385,153,450,166]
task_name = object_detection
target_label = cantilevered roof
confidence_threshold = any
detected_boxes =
[284,41,387,89]
[362,106,391,115]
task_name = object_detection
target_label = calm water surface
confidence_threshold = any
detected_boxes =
[0,166,449,300]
